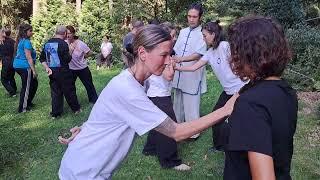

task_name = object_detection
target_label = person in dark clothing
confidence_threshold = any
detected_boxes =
[40,25,81,118]
[0,28,16,97]
[223,16,298,180]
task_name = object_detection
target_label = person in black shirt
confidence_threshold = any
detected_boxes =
[0,28,17,97]
[224,16,298,180]
[40,25,81,118]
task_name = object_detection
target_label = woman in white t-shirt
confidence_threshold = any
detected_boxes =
[142,23,190,171]
[175,21,246,152]
[58,25,238,180]
[97,34,113,70]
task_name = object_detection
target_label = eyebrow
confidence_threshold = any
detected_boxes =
[159,51,170,55]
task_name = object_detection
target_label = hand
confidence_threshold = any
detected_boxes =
[172,56,183,63]
[223,93,239,115]
[32,71,38,79]
[45,67,52,76]
[58,126,81,145]
[162,58,175,81]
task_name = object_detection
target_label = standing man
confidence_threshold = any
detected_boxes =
[0,28,17,97]
[122,20,144,68]
[172,2,207,139]
[40,25,81,118]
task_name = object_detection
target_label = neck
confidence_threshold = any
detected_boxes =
[69,38,76,43]
[129,60,151,85]
[54,35,64,40]
[264,76,281,80]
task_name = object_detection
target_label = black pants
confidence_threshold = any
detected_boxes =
[143,96,182,168]
[71,67,98,103]
[15,68,38,112]
[1,57,17,96]
[49,68,81,117]
[96,53,112,67]
[212,91,232,151]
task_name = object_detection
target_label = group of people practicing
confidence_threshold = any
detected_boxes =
[0,2,298,180]
[56,2,298,180]
[0,24,98,117]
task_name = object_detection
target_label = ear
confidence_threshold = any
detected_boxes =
[137,46,147,62]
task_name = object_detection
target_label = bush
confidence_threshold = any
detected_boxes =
[284,26,320,90]
[31,0,78,51]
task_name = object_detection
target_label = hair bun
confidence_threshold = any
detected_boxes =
[125,43,134,54]
[216,20,221,24]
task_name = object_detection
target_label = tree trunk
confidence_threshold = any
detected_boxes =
[33,0,39,15]
[108,0,113,17]
[76,0,81,14]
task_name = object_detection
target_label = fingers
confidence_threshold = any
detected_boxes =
[58,136,71,145]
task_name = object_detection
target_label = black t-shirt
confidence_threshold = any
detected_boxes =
[0,37,15,61]
[224,80,298,180]
[39,38,71,69]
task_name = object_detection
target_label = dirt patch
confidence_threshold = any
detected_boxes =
[297,92,320,115]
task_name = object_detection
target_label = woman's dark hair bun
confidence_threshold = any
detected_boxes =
[216,20,221,24]
[125,43,134,54]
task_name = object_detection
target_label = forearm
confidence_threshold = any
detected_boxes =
[84,51,93,58]
[27,57,36,72]
[41,62,49,69]
[155,107,228,142]
[248,151,275,180]
[174,107,227,141]
[179,53,202,62]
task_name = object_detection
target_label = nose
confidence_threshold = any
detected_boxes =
[164,55,170,65]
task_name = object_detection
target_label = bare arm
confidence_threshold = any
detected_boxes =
[175,59,207,72]
[25,49,37,77]
[173,53,202,63]
[84,50,93,58]
[248,151,275,180]
[41,62,52,76]
[155,94,239,141]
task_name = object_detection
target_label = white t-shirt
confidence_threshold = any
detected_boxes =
[201,41,246,95]
[146,75,171,97]
[59,70,168,180]
[101,42,113,58]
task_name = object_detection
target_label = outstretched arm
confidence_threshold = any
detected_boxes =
[175,59,207,72]
[155,94,239,141]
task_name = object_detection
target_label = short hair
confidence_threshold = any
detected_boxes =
[202,20,223,49]
[188,2,204,17]
[55,25,67,35]
[228,16,292,82]
[132,20,144,29]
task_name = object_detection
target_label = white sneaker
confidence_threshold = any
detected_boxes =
[190,133,200,139]
[173,164,191,171]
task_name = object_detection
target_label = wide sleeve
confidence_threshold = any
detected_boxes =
[227,98,273,156]
[117,91,168,136]
[80,41,90,54]
[195,39,207,56]
[199,49,211,63]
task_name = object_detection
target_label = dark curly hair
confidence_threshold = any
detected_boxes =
[228,16,292,82]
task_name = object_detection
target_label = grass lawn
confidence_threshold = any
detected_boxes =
[0,65,319,180]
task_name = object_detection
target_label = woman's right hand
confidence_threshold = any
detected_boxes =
[58,126,81,145]
[223,93,239,115]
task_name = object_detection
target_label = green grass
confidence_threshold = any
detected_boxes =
[0,65,319,180]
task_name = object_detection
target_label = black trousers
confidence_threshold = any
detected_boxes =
[143,96,182,168]
[212,91,232,151]
[71,67,98,103]
[49,68,81,117]
[1,57,17,96]
[15,68,38,112]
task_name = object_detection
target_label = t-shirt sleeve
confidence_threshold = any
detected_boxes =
[23,39,33,50]
[227,98,273,156]
[80,41,90,54]
[118,91,168,136]
[39,45,46,63]
[200,49,210,63]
